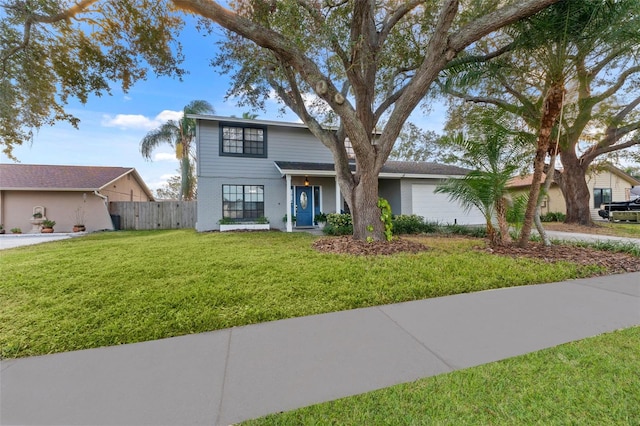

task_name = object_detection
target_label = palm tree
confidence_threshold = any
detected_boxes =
[436,110,531,247]
[140,100,214,200]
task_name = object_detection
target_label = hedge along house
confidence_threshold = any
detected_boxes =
[191,115,485,232]
[0,164,154,233]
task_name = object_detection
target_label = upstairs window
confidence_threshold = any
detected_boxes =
[220,124,267,157]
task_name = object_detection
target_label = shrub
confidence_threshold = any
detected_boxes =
[540,212,566,222]
[323,213,353,235]
[441,224,487,238]
[392,215,426,235]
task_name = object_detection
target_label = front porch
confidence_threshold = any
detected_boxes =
[275,162,344,233]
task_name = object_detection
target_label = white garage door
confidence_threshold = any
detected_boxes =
[411,183,486,225]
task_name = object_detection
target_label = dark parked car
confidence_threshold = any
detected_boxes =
[598,198,640,219]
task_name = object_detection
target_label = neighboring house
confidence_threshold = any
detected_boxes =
[0,164,154,233]
[192,115,485,232]
[507,164,640,221]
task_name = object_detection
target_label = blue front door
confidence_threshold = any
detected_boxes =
[295,186,313,227]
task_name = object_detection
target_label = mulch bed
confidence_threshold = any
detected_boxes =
[312,236,430,256]
[488,242,640,274]
[312,235,640,274]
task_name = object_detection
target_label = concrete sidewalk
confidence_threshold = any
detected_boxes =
[543,229,640,245]
[1,273,639,425]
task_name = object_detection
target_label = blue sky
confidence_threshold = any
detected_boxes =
[1,15,447,193]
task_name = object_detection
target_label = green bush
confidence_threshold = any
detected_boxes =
[392,215,426,234]
[323,213,353,236]
[540,212,566,222]
[441,224,487,238]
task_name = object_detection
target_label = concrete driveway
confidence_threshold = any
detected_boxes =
[0,233,82,250]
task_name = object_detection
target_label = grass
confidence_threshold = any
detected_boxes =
[598,222,640,238]
[0,230,615,358]
[243,326,640,425]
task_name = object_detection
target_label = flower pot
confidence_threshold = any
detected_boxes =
[41,227,54,233]
[73,225,86,232]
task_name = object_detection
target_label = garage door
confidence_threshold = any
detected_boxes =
[411,184,485,225]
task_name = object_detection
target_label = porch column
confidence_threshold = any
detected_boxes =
[286,174,293,232]
[335,176,341,213]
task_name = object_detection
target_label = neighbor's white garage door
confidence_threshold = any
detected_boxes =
[411,183,485,225]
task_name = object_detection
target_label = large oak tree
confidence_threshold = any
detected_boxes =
[2,0,561,240]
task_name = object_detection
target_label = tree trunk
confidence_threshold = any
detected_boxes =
[495,197,511,246]
[347,171,385,241]
[559,152,593,225]
[518,84,565,247]
[518,149,546,247]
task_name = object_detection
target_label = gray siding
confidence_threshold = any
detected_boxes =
[378,179,402,215]
[198,121,334,179]
[196,119,339,231]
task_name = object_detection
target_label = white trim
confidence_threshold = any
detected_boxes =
[285,174,293,232]
[335,176,341,213]
[189,114,308,129]
[220,223,270,232]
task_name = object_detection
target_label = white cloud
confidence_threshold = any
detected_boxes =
[101,110,183,130]
[153,152,179,162]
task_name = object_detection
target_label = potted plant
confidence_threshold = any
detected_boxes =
[314,212,327,229]
[0,224,4,234]
[73,207,86,232]
[32,212,43,219]
[10,227,22,234]
[41,220,56,233]
[282,214,296,227]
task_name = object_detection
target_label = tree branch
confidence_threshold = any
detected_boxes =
[2,0,99,76]
[449,0,561,52]
[583,136,640,163]
[378,0,424,46]
[591,65,640,104]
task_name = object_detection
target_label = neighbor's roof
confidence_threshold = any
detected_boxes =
[507,164,640,188]
[274,161,471,178]
[507,173,553,188]
[0,164,154,197]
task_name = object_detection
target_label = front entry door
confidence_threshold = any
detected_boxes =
[295,186,313,227]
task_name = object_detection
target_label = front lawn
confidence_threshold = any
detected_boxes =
[243,326,640,425]
[0,230,607,358]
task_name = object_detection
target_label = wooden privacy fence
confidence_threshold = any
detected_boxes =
[109,201,197,230]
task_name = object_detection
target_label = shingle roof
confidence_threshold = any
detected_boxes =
[274,161,471,176]
[0,164,137,190]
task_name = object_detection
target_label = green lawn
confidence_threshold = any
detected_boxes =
[0,230,612,358]
[243,326,640,425]
[599,222,640,238]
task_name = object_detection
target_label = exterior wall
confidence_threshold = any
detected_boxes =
[196,119,336,231]
[508,170,637,221]
[378,179,402,215]
[509,186,566,216]
[0,190,114,233]
[100,174,153,202]
[198,121,334,179]
[587,170,634,220]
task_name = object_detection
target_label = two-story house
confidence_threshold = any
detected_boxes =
[192,115,484,232]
